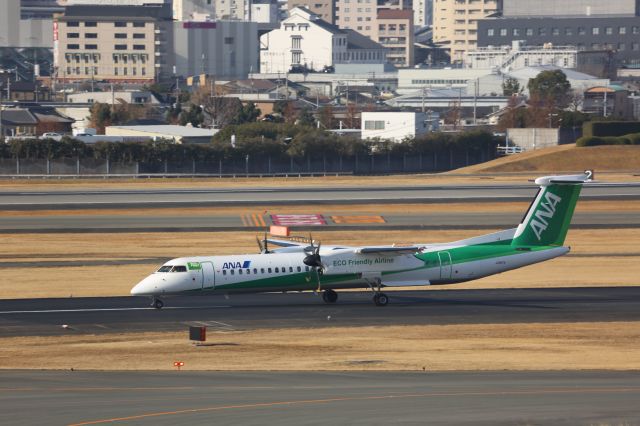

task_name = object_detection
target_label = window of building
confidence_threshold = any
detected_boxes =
[565,27,572,36]
[578,26,585,35]
[619,26,626,35]
[67,44,80,50]
[66,66,71,75]
[85,44,97,50]
[364,120,385,130]
[538,27,546,36]
[114,21,127,27]
[85,21,97,27]
[499,28,506,36]
[85,33,97,38]
[115,33,127,39]
[292,51,301,64]
[619,43,626,50]
[133,22,145,28]
[389,24,396,31]
[133,33,145,39]
[113,54,118,63]
[632,42,639,51]
[123,67,127,75]
[379,24,386,31]
[224,37,234,44]
[123,55,128,64]
[67,21,79,27]
[115,44,127,50]
[605,27,612,35]
[592,27,599,35]
[487,28,494,36]
[291,36,301,49]
[114,67,118,75]
[513,28,519,36]
[68,33,80,38]
[552,27,559,36]
[133,44,145,50]
[85,67,89,75]
[633,26,639,34]
[525,28,533,36]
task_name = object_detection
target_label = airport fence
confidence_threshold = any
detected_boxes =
[0,148,495,177]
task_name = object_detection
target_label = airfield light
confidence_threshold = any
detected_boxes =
[173,361,185,370]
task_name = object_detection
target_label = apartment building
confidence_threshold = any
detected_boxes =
[376,9,414,67]
[414,0,433,29]
[215,0,248,20]
[53,3,173,83]
[433,0,500,64]
[287,0,335,24]
[335,0,411,39]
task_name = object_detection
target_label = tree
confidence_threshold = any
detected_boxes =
[502,77,521,96]
[233,102,261,124]
[296,108,315,127]
[88,103,112,134]
[178,104,204,127]
[318,104,335,129]
[344,104,359,128]
[496,96,527,131]
[527,70,571,108]
[190,86,242,128]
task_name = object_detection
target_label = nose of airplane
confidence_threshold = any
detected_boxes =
[130,275,159,296]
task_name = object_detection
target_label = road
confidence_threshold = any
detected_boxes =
[1,287,639,337]
[1,183,639,209]
[1,370,639,425]
[0,211,638,232]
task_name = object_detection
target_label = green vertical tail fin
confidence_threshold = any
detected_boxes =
[511,171,592,247]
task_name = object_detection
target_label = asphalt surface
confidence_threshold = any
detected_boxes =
[2,183,640,209]
[0,211,638,233]
[1,287,639,337]
[1,370,639,425]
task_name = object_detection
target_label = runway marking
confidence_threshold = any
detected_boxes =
[271,214,326,226]
[0,306,231,314]
[241,213,267,227]
[68,387,640,425]
[331,215,386,224]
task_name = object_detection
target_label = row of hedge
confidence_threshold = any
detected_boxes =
[582,121,640,138]
[1,128,500,161]
[576,132,640,146]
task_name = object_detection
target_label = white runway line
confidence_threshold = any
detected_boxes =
[0,306,232,314]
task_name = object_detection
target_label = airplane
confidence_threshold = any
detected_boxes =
[131,170,593,309]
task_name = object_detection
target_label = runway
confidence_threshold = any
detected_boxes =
[1,287,639,337]
[2,183,640,210]
[0,210,638,232]
[1,370,639,425]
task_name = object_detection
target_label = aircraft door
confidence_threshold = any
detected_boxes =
[438,251,452,280]
[201,262,215,290]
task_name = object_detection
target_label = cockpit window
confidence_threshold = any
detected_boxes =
[157,265,173,272]
[171,265,187,272]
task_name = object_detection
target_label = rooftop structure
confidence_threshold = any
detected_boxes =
[105,125,218,144]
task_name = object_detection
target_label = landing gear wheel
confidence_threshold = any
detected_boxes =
[322,289,338,304]
[152,299,164,309]
[373,293,388,306]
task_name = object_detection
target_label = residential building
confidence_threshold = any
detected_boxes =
[376,9,414,67]
[172,0,215,21]
[414,0,433,29]
[477,16,640,68]
[67,90,161,104]
[105,125,218,144]
[432,0,500,64]
[53,3,174,83]
[259,7,386,74]
[0,107,74,137]
[252,0,280,24]
[288,0,335,24]
[173,20,259,80]
[502,0,638,17]
[215,0,249,20]
[361,111,434,142]
[0,81,52,102]
[335,0,410,39]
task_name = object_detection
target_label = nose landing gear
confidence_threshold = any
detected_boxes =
[151,298,164,309]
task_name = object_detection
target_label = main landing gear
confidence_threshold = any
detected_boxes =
[151,298,164,309]
[322,289,338,304]
[367,278,389,306]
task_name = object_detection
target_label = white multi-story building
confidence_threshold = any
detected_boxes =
[465,41,579,72]
[259,7,386,74]
[173,0,215,21]
[361,111,435,142]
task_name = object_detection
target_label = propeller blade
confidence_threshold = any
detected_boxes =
[263,231,268,253]
[256,236,264,253]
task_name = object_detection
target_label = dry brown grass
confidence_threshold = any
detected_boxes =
[457,145,640,174]
[0,228,638,299]
[1,322,639,371]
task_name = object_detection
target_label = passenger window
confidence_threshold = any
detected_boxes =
[305,266,310,272]
[231,270,235,275]
[223,270,227,276]
[282,267,286,273]
[268,268,272,273]
[289,267,293,272]
[261,268,265,273]
[239,269,243,275]
[253,268,257,274]
[275,267,279,273]
[246,269,251,274]
[297,266,301,272]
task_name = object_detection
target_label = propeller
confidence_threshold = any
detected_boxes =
[303,235,323,291]
[256,231,269,254]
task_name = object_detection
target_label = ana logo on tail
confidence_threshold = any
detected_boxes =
[529,192,562,240]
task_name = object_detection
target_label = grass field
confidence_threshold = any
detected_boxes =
[2,322,639,371]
